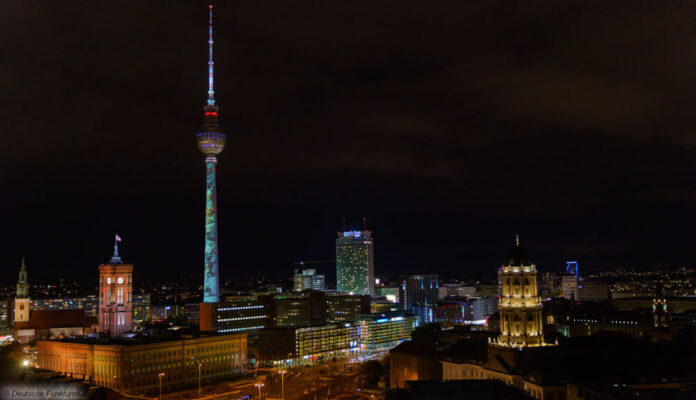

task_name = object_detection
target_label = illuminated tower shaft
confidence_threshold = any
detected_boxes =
[197,4,225,303]
[203,160,220,302]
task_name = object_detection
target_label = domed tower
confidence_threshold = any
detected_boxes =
[196,4,225,303]
[495,235,547,348]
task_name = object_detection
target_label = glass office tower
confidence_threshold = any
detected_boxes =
[336,230,374,296]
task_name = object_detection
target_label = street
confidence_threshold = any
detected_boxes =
[163,359,384,400]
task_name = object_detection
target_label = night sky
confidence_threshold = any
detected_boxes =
[3,1,696,285]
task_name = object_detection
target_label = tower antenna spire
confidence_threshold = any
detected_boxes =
[207,4,215,106]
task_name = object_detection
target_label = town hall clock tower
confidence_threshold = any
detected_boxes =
[99,236,133,337]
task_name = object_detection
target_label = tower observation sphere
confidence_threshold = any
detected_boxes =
[198,4,225,303]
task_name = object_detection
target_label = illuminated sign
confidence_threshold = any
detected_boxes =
[343,231,362,238]
[566,261,579,276]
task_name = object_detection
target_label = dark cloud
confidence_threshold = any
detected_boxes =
[2,0,696,284]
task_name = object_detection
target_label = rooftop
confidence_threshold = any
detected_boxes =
[40,330,243,347]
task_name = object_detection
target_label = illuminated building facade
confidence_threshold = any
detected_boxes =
[197,5,226,303]
[14,258,31,323]
[357,313,418,350]
[562,261,580,300]
[293,268,326,292]
[258,324,358,366]
[428,301,465,328]
[336,230,374,296]
[473,297,498,321]
[32,296,99,317]
[13,309,96,343]
[438,284,476,299]
[399,274,439,312]
[325,293,370,323]
[132,294,150,322]
[99,241,133,337]
[578,281,609,302]
[36,333,246,394]
[652,282,670,330]
[199,297,268,333]
[556,311,649,338]
[375,286,399,303]
[0,301,9,329]
[496,236,545,347]
[262,292,325,327]
[371,299,399,313]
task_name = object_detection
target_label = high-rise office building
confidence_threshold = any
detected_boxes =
[99,238,133,337]
[336,230,374,296]
[496,236,545,347]
[562,261,579,300]
[197,5,226,303]
[293,268,326,292]
[399,274,439,312]
[14,258,30,323]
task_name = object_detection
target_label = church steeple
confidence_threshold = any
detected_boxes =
[16,257,28,298]
[14,257,31,323]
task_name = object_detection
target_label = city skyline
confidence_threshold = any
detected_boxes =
[5,1,696,284]
[4,3,696,399]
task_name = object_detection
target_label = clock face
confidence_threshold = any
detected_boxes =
[106,277,112,284]
[117,277,124,284]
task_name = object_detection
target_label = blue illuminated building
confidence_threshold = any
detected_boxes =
[566,261,579,276]
[562,261,580,300]
[399,274,439,313]
[196,5,226,303]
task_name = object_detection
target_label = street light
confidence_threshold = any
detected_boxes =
[254,382,264,399]
[158,372,164,400]
[198,363,202,398]
[279,370,287,400]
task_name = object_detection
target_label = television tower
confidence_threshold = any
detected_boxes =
[197,4,225,303]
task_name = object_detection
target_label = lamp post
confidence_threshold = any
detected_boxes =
[158,372,164,400]
[254,382,264,399]
[279,370,287,400]
[198,363,202,398]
